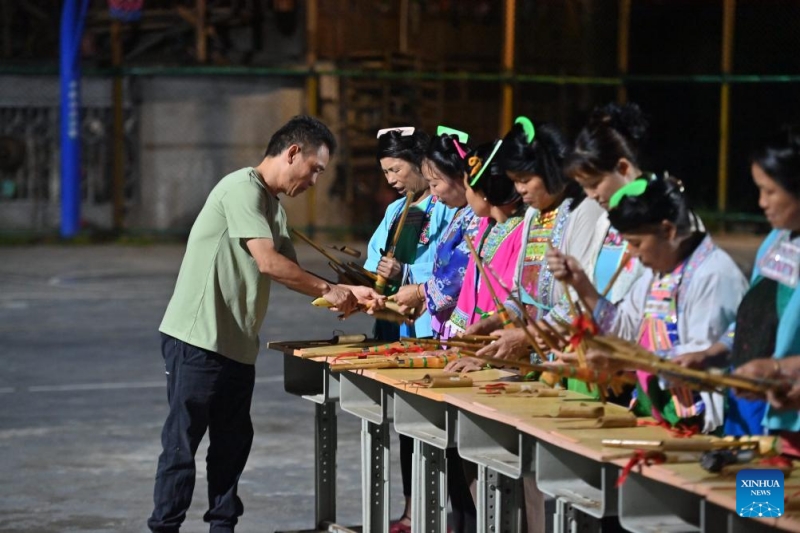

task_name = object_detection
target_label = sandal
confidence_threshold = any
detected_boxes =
[389,515,411,533]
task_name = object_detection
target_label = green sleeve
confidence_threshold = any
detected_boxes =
[222,182,273,240]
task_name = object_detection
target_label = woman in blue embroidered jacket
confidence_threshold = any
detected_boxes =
[547,173,748,433]
[693,132,800,448]
[383,128,478,533]
[391,130,480,337]
[364,128,456,340]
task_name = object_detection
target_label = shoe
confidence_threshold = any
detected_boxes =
[389,515,411,533]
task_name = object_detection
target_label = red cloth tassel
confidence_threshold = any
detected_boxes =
[636,419,699,438]
[616,450,667,488]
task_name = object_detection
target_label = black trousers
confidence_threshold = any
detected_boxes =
[148,334,256,533]
[399,435,477,532]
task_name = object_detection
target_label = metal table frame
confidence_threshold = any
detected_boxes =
[273,344,797,533]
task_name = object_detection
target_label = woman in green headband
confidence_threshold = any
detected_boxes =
[547,103,650,399]
[443,140,525,348]
[462,118,604,357]
[547,173,748,432]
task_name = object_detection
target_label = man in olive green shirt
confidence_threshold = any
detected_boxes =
[148,116,382,533]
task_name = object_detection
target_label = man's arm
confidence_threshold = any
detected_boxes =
[247,237,330,297]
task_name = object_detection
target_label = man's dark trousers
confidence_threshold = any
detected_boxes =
[148,333,256,533]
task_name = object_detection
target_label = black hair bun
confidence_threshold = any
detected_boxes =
[589,102,649,142]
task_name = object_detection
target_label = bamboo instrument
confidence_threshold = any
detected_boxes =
[463,237,516,330]
[467,246,551,367]
[482,263,573,388]
[600,250,631,298]
[347,261,378,282]
[319,340,422,360]
[546,239,597,380]
[299,333,367,347]
[409,373,473,388]
[292,228,346,266]
[602,437,773,453]
[465,352,636,395]
[547,238,578,318]
[329,351,462,372]
[590,415,638,428]
[404,337,488,351]
[478,382,549,395]
[293,228,377,286]
[584,334,787,395]
[375,191,415,295]
[555,404,605,418]
[328,244,362,258]
[312,297,412,324]
[458,334,501,342]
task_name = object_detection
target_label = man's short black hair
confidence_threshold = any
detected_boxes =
[264,115,337,157]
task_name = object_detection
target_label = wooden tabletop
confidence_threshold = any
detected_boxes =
[270,339,800,530]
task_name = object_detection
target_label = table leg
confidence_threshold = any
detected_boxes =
[477,466,523,533]
[361,420,391,533]
[411,439,448,532]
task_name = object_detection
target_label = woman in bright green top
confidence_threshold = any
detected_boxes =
[554,102,650,399]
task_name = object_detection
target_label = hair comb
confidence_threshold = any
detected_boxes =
[469,140,504,187]
[514,116,536,144]
[376,126,415,139]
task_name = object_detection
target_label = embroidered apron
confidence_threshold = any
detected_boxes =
[633,261,703,426]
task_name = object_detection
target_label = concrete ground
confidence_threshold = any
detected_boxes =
[0,233,763,532]
[0,243,402,533]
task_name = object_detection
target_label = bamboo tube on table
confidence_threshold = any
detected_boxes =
[404,337,489,351]
[458,334,501,343]
[556,404,604,418]
[465,352,636,392]
[330,352,461,372]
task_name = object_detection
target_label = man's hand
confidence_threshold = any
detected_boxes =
[344,285,386,311]
[475,328,529,361]
[377,256,403,281]
[444,356,484,373]
[322,285,359,317]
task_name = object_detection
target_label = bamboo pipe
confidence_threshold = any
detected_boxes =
[584,335,781,394]
[292,228,345,266]
[463,236,515,329]
[375,191,414,294]
[403,337,487,351]
[600,250,631,298]
[464,239,551,366]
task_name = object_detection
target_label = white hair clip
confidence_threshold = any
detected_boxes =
[376,127,415,139]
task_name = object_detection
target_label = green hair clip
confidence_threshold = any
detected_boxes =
[608,173,656,209]
[468,140,504,187]
[514,116,536,144]
[436,126,470,143]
